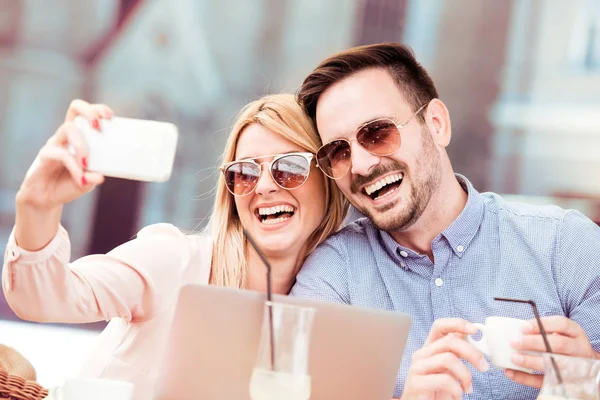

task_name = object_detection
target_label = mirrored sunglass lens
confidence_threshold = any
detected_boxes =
[357,120,400,155]
[317,140,351,178]
[225,162,260,195]
[271,155,310,189]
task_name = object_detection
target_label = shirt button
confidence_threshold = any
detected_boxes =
[456,245,465,253]
[400,262,406,269]
[434,278,444,287]
[399,250,408,258]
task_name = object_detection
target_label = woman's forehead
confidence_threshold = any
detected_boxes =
[235,123,305,160]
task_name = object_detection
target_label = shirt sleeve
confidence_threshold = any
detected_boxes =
[2,223,192,324]
[290,235,350,304]
[556,210,600,351]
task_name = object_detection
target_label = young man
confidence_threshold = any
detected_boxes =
[291,43,600,400]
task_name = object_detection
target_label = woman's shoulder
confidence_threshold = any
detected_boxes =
[134,222,186,239]
[113,223,212,265]
[134,223,212,244]
[110,223,213,287]
[133,223,213,267]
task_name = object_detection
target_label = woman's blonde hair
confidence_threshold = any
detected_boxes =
[208,94,347,288]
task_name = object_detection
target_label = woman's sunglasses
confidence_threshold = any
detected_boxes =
[220,152,314,196]
[316,104,428,179]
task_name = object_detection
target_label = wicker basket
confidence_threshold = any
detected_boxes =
[0,369,48,400]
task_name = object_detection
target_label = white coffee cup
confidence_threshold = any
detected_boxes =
[58,377,134,400]
[467,316,534,373]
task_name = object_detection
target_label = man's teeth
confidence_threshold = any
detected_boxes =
[364,173,403,196]
[258,205,295,216]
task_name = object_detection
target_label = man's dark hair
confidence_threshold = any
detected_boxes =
[297,42,438,126]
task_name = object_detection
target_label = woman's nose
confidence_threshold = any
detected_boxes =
[254,164,280,195]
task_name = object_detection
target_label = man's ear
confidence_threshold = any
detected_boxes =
[425,99,452,148]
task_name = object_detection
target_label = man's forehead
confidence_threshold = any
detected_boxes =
[315,70,409,140]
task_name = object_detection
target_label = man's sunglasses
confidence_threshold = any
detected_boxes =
[316,104,428,179]
[220,152,314,196]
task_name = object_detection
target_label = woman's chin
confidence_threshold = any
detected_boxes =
[255,235,303,259]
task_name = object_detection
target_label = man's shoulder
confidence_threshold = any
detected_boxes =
[480,192,573,221]
[307,217,379,262]
[325,217,376,245]
[299,217,380,287]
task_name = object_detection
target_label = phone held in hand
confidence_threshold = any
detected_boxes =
[73,116,179,182]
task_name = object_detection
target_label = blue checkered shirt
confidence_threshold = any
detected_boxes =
[291,175,600,399]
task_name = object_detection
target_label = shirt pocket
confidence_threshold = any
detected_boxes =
[489,295,564,321]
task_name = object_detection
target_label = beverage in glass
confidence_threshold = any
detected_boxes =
[537,352,600,400]
[249,301,315,400]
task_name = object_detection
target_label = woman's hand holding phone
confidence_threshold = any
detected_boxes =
[15,100,111,251]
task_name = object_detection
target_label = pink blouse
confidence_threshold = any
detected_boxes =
[2,223,213,400]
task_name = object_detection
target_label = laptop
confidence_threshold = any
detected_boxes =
[155,284,411,400]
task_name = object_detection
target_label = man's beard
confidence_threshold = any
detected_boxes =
[350,126,442,232]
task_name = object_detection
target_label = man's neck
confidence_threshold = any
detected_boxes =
[245,248,302,295]
[389,174,468,261]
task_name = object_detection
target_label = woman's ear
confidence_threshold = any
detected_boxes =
[425,99,452,148]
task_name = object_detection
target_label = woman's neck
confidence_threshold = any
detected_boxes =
[245,247,303,295]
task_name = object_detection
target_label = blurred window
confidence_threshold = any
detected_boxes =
[354,0,408,45]
[571,0,600,71]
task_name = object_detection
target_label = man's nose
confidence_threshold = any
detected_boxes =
[350,140,380,176]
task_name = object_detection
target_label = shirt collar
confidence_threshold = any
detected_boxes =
[378,174,485,263]
[441,174,485,257]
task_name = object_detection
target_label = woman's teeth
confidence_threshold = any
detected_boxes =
[257,205,295,224]
[261,216,292,225]
[258,205,294,215]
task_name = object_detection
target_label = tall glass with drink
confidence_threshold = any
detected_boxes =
[537,352,600,400]
[249,301,316,400]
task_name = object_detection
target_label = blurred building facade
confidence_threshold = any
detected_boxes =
[491,0,600,201]
[0,0,120,261]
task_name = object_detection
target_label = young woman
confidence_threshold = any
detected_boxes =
[2,94,347,399]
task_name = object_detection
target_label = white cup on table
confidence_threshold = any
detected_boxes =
[56,377,134,400]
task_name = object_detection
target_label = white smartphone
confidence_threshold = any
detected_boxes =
[73,116,179,182]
